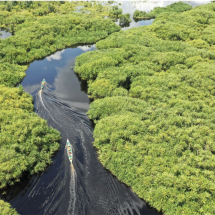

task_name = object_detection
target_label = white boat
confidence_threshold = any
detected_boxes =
[67,139,73,163]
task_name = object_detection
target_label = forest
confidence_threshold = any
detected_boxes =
[133,1,192,20]
[75,2,215,214]
[0,1,120,212]
[0,199,19,215]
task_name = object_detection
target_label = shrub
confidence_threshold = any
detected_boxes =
[0,2,120,213]
[75,2,215,214]
[109,5,122,18]
[0,200,19,215]
[133,2,192,20]
[119,13,131,26]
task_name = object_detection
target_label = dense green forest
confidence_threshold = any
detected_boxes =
[0,1,120,213]
[75,2,215,214]
[133,1,192,19]
[0,199,19,215]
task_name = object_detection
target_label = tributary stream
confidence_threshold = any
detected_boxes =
[2,1,211,214]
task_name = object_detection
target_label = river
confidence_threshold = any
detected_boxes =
[2,1,210,215]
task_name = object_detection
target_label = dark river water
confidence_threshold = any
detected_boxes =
[2,1,211,215]
[19,45,95,114]
[9,44,159,215]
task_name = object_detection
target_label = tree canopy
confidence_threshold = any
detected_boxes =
[0,1,120,213]
[133,1,192,20]
[0,199,19,215]
[75,2,215,214]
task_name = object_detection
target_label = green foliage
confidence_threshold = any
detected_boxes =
[75,2,215,214]
[119,13,131,26]
[0,1,112,31]
[0,85,33,111]
[5,2,12,12]
[88,96,148,123]
[0,109,60,188]
[109,5,122,18]
[94,110,215,214]
[0,85,60,190]
[84,2,92,8]
[0,2,120,212]
[0,14,120,64]
[0,0,120,185]
[49,4,56,13]
[133,1,192,19]
[186,39,210,49]
[0,200,19,215]
[0,61,26,87]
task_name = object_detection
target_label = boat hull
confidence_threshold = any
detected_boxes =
[41,79,46,90]
[67,139,73,164]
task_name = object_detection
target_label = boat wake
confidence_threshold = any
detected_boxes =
[68,164,77,215]
[9,84,159,215]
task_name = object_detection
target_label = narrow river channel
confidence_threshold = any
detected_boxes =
[2,1,211,214]
[8,44,159,215]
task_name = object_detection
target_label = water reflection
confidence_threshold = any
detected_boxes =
[114,0,212,30]
[121,19,155,30]
[21,45,96,114]
[46,50,65,61]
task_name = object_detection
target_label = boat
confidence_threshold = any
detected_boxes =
[41,78,46,90]
[67,139,73,163]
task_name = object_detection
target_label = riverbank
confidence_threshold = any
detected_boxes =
[1,1,213,214]
[0,1,120,212]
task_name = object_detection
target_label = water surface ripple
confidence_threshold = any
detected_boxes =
[4,1,211,213]
[10,85,159,215]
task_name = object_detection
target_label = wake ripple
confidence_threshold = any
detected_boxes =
[9,85,160,215]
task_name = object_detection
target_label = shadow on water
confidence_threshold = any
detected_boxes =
[74,71,89,95]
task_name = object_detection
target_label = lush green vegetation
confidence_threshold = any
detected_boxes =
[0,1,113,32]
[0,85,61,189]
[0,11,120,87]
[75,2,215,214]
[133,1,192,20]
[119,13,131,26]
[0,199,19,215]
[0,1,121,213]
[109,5,122,18]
